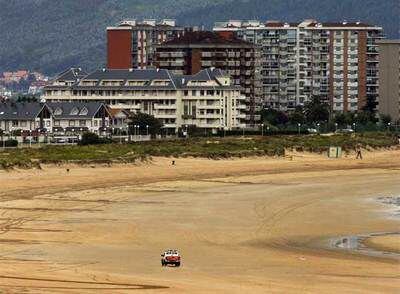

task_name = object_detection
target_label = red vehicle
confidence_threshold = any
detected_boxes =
[161,249,181,267]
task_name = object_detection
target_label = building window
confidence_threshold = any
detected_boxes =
[54,120,60,127]
[184,90,189,96]
[94,120,98,127]
[21,121,27,127]
[54,107,62,115]
[79,107,88,115]
[79,120,86,127]
[12,121,18,127]
[69,120,75,127]
[46,121,50,127]
[70,107,79,115]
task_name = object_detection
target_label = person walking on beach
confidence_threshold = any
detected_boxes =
[355,144,363,160]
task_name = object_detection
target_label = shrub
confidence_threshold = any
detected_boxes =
[0,139,18,147]
[79,132,110,145]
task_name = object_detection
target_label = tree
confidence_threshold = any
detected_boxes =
[355,111,377,125]
[128,112,163,136]
[16,94,38,102]
[288,106,306,124]
[380,114,392,126]
[304,96,330,123]
[334,112,354,126]
[79,132,110,145]
[260,108,288,126]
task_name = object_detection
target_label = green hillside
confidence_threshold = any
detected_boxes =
[0,0,397,75]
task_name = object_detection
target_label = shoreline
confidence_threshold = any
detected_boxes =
[328,232,400,261]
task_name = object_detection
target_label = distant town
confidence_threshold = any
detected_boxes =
[0,70,50,100]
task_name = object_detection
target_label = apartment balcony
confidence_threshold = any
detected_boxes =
[215,61,227,67]
[236,104,247,110]
[163,124,177,129]
[171,60,185,66]
[228,61,237,67]
[158,61,170,67]
[158,52,170,58]
[202,61,213,67]
[170,52,185,58]
[202,52,213,58]
[196,123,223,129]
[348,82,358,88]
[197,114,222,119]
[154,104,177,110]
[198,104,221,110]
[155,114,177,119]
[109,103,141,110]
[214,52,227,58]
[367,49,379,54]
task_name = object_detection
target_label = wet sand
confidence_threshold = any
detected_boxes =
[364,235,400,254]
[0,149,399,293]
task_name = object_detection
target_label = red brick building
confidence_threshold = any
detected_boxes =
[154,31,262,126]
[107,19,187,70]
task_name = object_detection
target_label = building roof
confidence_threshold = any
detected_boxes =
[84,68,171,81]
[162,31,253,47]
[54,68,87,82]
[45,68,238,91]
[46,102,108,119]
[107,108,131,118]
[214,19,382,30]
[0,102,48,120]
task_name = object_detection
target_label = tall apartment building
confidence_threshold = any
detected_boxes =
[43,68,246,133]
[214,19,384,113]
[154,31,262,126]
[377,40,400,122]
[107,19,187,70]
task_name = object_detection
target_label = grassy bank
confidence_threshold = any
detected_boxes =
[0,133,397,169]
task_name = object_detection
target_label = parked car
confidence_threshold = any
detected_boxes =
[336,128,354,134]
[307,128,318,134]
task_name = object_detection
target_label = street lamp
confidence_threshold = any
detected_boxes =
[136,125,140,139]
[317,123,320,133]
[335,123,338,132]
[146,125,149,136]
[353,122,356,133]
[388,122,391,132]
[261,123,264,136]
[297,123,301,135]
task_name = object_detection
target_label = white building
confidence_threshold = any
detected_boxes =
[46,102,111,135]
[0,102,52,133]
[214,19,383,113]
[43,68,246,133]
[0,101,111,136]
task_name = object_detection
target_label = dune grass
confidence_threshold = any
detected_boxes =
[0,132,397,169]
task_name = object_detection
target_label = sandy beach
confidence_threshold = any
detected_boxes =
[0,149,399,293]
